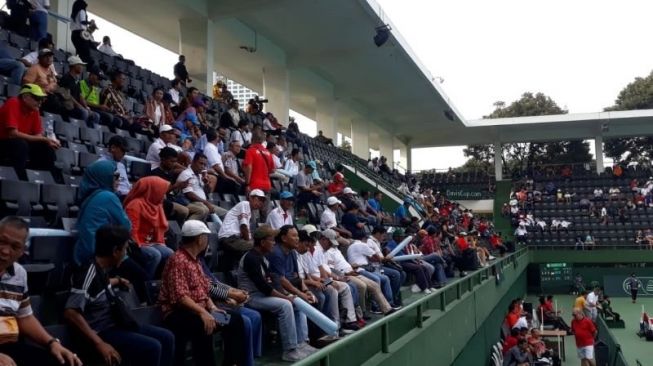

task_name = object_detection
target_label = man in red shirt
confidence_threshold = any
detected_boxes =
[571,308,597,366]
[242,130,274,216]
[327,172,346,196]
[0,84,60,180]
[455,232,470,252]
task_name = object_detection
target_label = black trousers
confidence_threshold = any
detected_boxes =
[0,340,62,366]
[631,289,638,301]
[0,138,56,180]
[71,30,94,67]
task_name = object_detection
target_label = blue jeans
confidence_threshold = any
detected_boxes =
[140,244,174,280]
[98,324,175,366]
[382,266,405,305]
[70,107,101,128]
[234,307,262,366]
[0,59,26,85]
[347,281,359,306]
[360,270,394,306]
[29,11,48,41]
[247,294,308,351]
[422,254,448,286]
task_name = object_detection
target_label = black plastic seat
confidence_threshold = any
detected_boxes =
[79,127,102,147]
[54,120,80,143]
[0,166,18,181]
[55,148,79,175]
[26,169,55,184]
[42,184,78,217]
[0,180,42,215]
[130,160,151,180]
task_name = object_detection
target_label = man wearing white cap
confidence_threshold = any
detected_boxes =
[320,196,352,247]
[146,124,183,169]
[59,55,100,127]
[218,189,267,271]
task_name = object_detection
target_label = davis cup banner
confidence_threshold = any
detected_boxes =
[603,275,653,297]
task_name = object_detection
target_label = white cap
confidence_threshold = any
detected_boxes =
[249,189,266,198]
[343,187,357,195]
[326,196,341,206]
[159,125,174,133]
[67,55,86,65]
[181,220,211,237]
[302,224,318,234]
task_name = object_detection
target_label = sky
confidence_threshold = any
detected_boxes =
[13,1,651,170]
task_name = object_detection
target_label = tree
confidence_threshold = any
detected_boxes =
[462,92,591,173]
[603,71,653,163]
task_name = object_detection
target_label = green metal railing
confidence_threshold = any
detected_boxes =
[596,315,630,366]
[293,247,529,366]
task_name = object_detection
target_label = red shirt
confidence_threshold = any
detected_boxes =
[159,248,210,316]
[243,143,274,192]
[327,181,345,195]
[0,97,43,139]
[490,235,502,248]
[571,317,596,347]
[456,236,469,251]
[506,311,520,329]
[544,300,554,313]
[502,335,518,354]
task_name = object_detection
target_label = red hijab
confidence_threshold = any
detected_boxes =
[123,176,169,245]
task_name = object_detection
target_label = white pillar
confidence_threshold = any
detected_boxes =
[595,135,604,174]
[48,0,72,53]
[351,119,369,159]
[178,18,215,95]
[262,65,290,124]
[406,145,412,173]
[315,95,337,140]
[494,142,503,181]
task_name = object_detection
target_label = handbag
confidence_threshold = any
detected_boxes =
[98,269,139,331]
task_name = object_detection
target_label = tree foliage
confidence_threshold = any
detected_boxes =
[462,92,592,173]
[603,71,653,163]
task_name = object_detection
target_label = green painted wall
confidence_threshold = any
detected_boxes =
[493,180,513,240]
[342,169,401,212]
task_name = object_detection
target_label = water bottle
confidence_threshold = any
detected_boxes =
[45,120,56,141]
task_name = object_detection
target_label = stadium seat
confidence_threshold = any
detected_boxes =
[130,160,151,180]
[26,169,56,184]
[42,184,78,218]
[1,180,42,215]
[0,166,19,181]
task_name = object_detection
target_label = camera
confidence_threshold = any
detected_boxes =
[254,95,269,104]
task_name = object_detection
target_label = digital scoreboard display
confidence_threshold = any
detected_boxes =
[540,263,572,284]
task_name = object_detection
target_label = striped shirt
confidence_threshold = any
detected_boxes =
[65,262,115,333]
[0,263,32,318]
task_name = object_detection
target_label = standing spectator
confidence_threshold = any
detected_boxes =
[146,125,183,169]
[237,225,316,362]
[59,55,100,127]
[0,42,26,85]
[176,153,227,220]
[69,0,93,65]
[159,220,247,366]
[174,55,191,84]
[98,135,132,198]
[0,84,59,180]
[217,189,267,271]
[242,130,274,203]
[6,0,32,36]
[29,0,49,41]
[266,191,295,229]
[123,176,175,280]
[0,216,82,366]
[627,273,641,303]
[64,225,174,366]
[22,48,57,94]
[585,286,600,321]
[571,309,597,366]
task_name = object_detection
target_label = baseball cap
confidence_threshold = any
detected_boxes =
[279,191,294,200]
[159,125,174,133]
[249,189,266,198]
[67,55,86,65]
[20,84,47,98]
[181,220,211,237]
[38,48,54,57]
[326,196,341,206]
[321,229,339,246]
[343,187,357,195]
[301,224,318,235]
[253,224,279,241]
[306,161,317,170]
[334,172,344,181]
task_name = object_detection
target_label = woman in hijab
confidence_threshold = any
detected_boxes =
[124,176,174,279]
[75,160,148,299]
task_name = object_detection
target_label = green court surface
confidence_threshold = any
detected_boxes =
[528,295,653,366]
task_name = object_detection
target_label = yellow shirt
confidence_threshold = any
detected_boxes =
[574,296,586,310]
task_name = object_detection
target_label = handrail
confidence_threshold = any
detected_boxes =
[595,315,630,366]
[293,247,529,366]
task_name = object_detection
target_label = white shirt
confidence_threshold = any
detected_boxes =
[98,44,119,57]
[593,189,603,197]
[146,138,182,169]
[177,167,206,200]
[230,129,252,146]
[586,291,598,308]
[320,208,337,230]
[560,220,571,228]
[204,142,224,172]
[324,247,353,274]
[218,201,251,238]
[265,207,293,229]
[70,9,87,31]
[222,151,239,175]
[347,240,375,267]
[283,159,299,177]
[272,154,282,169]
[609,188,620,195]
[263,118,274,131]
[514,226,527,236]
[312,245,330,274]
[298,251,321,279]
[600,207,607,217]
[97,155,131,195]
[366,237,384,257]
[31,0,50,12]
[167,88,180,105]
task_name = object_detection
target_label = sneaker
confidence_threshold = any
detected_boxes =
[282,349,304,362]
[391,304,403,310]
[356,318,367,327]
[411,284,421,293]
[383,308,396,316]
[342,322,361,332]
[460,271,468,277]
[488,255,496,260]
[423,289,432,295]
[370,309,383,315]
[300,342,319,354]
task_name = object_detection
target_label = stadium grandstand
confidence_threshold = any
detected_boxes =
[0,1,651,366]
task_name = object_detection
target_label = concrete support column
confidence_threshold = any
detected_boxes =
[595,135,604,174]
[406,145,412,173]
[494,142,503,181]
[351,119,369,159]
[178,18,215,95]
[316,95,337,141]
[48,0,72,53]
[394,139,408,173]
[262,65,289,125]
[379,132,393,170]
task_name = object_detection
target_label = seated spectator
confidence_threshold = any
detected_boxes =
[608,186,621,202]
[537,296,571,334]
[22,38,55,69]
[159,220,247,366]
[147,125,183,168]
[267,142,290,184]
[64,225,174,366]
[326,172,346,197]
[231,120,252,148]
[22,48,57,95]
[386,229,435,294]
[176,153,227,221]
[295,161,322,209]
[98,135,132,198]
[219,99,241,130]
[503,338,532,366]
[343,188,377,225]
[262,112,284,135]
[204,128,240,195]
[79,66,121,130]
[58,55,100,127]
[123,176,175,279]
[266,191,295,229]
[167,79,182,111]
[237,225,316,362]
[98,36,121,57]
[600,295,620,321]
[279,148,301,180]
[217,189,267,271]
[0,84,59,180]
[368,191,393,223]
[101,70,138,132]
[173,101,201,143]
[315,130,334,146]
[416,228,448,287]
[74,160,147,299]
[145,87,174,129]
[395,200,412,226]
[340,203,367,241]
[0,217,81,366]
[320,196,353,247]
[514,223,528,244]
[0,42,26,85]
[346,237,397,308]
[147,147,191,221]
[502,328,520,355]
[219,140,246,194]
[368,227,407,306]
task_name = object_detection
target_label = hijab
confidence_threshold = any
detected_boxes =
[123,176,169,234]
[79,160,116,202]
